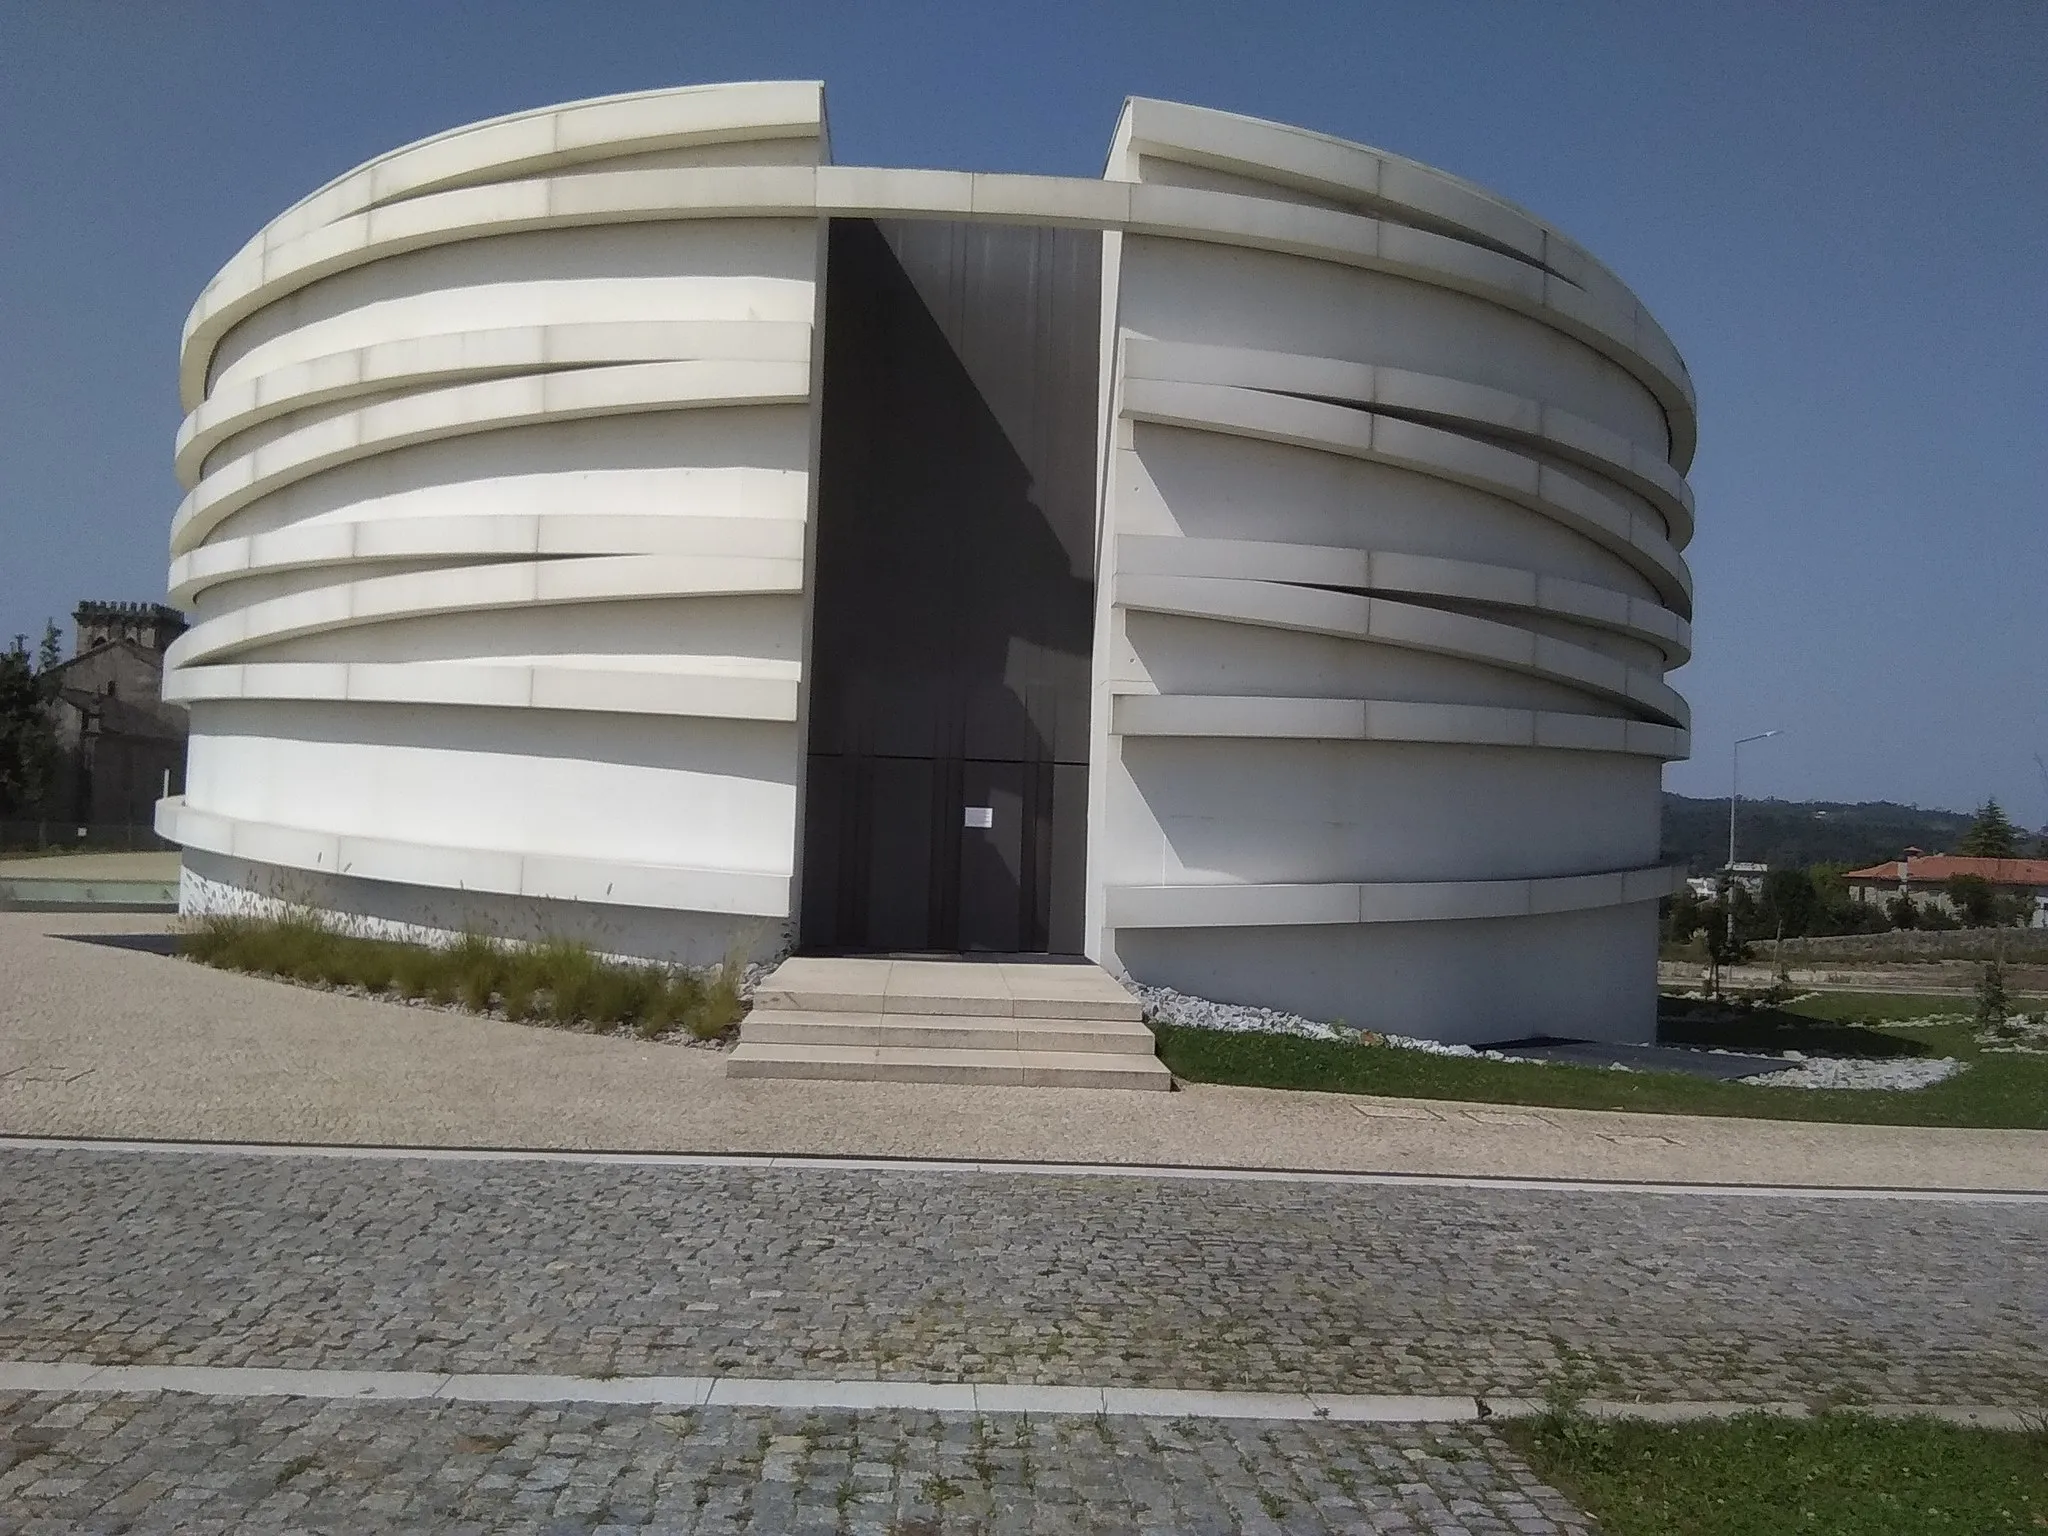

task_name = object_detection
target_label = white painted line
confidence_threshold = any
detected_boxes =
[0,1363,2029,1431]
[3,1133,2041,1202]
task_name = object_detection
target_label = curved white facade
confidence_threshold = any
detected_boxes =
[161,81,1696,1043]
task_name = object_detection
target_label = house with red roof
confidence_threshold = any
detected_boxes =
[1843,850,2048,927]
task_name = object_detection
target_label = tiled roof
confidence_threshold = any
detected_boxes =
[1844,855,2048,885]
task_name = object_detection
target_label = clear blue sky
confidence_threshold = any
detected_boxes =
[3,1,2042,822]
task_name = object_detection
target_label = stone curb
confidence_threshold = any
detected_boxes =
[0,1363,2033,1430]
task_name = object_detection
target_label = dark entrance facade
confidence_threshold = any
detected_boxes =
[797,217,1101,954]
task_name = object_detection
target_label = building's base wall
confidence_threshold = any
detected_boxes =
[180,850,789,969]
[1115,899,1659,1045]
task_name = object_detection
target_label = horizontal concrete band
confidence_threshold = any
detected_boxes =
[169,511,807,604]
[172,358,814,555]
[178,320,817,483]
[1122,338,1693,545]
[181,167,1693,446]
[155,797,792,917]
[0,1363,2024,1430]
[232,80,830,254]
[1112,693,1689,760]
[164,658,801,722]
[1105,864,1686,928]
[169,553,803,669]
[1122,376,1691,612]
[1117,572,1688,729]
[243,83,1637,333]
[237,83,1672,373]
[1110,99,1683,383]
[1118,534,1689,662]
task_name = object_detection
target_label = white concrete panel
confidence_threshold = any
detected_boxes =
[1117,236,1670,462]
[1114,737,1660,885]
[1116,901,1661,1044]
[212,219,820,395]
[1122,425,1661,601]
[184,700,796,876]
[1116,611,1629,716]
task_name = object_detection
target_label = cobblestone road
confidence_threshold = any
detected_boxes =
[0,1394,1591,1535]
[4,1148,2042,1406]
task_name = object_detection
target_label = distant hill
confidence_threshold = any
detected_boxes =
[1660,794,1985,873]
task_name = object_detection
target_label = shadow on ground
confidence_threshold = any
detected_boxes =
[53,931,182,957]
[1656,997,1930,1059]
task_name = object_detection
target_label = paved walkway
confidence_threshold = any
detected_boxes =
[2,1140,2044,1532]
[0,1393,1589,1534]
[5,913,2046,1191]
[5,1145,2041,1405]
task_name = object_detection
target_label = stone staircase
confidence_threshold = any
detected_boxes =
[726,956,1171,1090]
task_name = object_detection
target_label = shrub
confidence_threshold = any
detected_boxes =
[177,911,748,1039]
[1976,957,2011,1031]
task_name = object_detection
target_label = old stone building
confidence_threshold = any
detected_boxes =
[39,601,189,827]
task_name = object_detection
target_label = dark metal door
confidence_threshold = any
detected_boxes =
[799,217,1101,953]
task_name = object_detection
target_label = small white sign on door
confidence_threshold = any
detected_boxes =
[963,806,994,829]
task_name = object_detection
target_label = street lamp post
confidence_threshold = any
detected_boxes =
[1725,730,1781,944]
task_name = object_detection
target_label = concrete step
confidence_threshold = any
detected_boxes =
[752,956,1145,1022]
[725,1042,1173,1090]
[739,1010,1158,1055]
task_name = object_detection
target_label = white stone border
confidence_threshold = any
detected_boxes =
[0,1362,2027,1429]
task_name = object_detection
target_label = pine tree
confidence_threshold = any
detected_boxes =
[34,618,61,675]
[1959,798,2019,859]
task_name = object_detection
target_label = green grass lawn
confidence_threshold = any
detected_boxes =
[1503,1411,2048,1536]
[1151,992,2048,1129]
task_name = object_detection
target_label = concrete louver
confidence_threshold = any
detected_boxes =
[727,958,1172,1090]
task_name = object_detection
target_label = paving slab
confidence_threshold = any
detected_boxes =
[4,911,2045,1190]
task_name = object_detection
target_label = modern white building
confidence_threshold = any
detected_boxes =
[160,81,1696,1044]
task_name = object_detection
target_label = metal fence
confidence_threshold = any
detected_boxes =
[0,821,178,855]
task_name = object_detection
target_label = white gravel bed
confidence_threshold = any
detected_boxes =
[1747,1056,1967,1091]
[1131,983,1566,1063]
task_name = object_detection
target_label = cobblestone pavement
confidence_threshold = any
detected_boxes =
[4,1148,2043,1406]
[0,1393,1592,1535]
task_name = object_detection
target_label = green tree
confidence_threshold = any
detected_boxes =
[1760,867,1821,938]
[1945,873,1998,927]
[1958,798,2019,858]
[1975,956,2010,1030]
[0,643,60,816]
[34,618,61,677]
